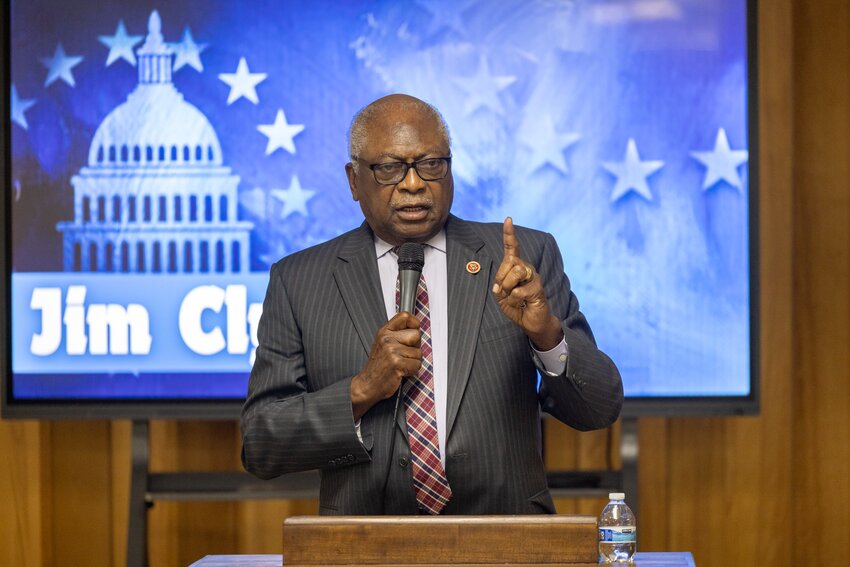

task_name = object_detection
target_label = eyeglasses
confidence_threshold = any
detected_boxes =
[364,156,452,185]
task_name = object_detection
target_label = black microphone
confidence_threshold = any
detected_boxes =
[397,242,424,314]
[383,242,425,513]
[392,243,424,432]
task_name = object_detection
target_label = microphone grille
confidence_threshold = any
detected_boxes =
[397,242,425,271]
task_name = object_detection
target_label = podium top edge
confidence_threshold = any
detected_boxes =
[283,515,597,526]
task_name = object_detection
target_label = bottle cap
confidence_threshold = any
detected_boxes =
[609,492,625,500]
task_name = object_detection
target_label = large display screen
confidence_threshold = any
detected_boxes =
[3,0,756,417]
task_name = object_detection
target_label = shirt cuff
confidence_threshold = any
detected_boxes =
[354,419,363,444]
[531,337,569,377]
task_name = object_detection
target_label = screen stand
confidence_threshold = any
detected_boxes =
[127,420,150,567]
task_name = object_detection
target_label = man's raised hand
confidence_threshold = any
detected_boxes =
[491,217,563,351]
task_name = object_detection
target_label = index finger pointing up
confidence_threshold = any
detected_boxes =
[503,216,522,259]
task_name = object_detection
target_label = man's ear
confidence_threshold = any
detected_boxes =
[345,162,360,202]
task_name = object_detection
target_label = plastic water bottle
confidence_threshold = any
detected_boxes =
[598,492,636,563]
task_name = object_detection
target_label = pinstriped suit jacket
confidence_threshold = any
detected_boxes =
[241,215,622,515]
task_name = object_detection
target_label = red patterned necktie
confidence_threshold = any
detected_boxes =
[395,272,452,514]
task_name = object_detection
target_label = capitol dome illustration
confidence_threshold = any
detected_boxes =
[58,11,253,274]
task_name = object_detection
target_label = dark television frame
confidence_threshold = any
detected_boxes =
[0,0,759,420]
[625,0,760,417]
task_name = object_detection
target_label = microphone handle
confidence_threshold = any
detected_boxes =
[383,265,422,512]
[398,268,422,314]
[387,266,421,501]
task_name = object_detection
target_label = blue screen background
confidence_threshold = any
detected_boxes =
[8,0,750,400]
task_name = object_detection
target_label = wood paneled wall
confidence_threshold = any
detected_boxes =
[635,2,797,566]
[3,1,849,565]
[792,0,850,561]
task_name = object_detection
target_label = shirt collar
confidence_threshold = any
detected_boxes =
[374,229,447,259]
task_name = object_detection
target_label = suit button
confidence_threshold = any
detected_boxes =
[398,457,409,468]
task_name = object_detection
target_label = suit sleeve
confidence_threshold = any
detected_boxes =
[534,232,623,431]
[241,262,371,479]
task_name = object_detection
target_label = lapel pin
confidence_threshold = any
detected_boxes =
[466,261,481,274]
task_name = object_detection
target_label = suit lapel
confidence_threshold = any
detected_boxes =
[334,224,409,443]
[333,223,387,356]
[444,216,490,440]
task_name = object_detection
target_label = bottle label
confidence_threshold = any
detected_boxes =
[599,526,636,543]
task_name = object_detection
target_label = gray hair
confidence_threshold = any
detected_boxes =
[348,95,451,164]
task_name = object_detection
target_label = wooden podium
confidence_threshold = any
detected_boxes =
[282,515,599,566]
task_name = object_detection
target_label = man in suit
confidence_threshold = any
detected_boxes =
[241,94,622,515]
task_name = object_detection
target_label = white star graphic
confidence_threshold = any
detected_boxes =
[521,116,581,174]
[690,128,749,192]
[40,43,84,87]
[271,176,316,219]
[453,55,517,116]
[219,57,267,105]
[171,27,207,72]
[98,20,143,67]
[602,139,664,202]
[418,0,476,34]
[258,109,305,155]
[11,85,36,130]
